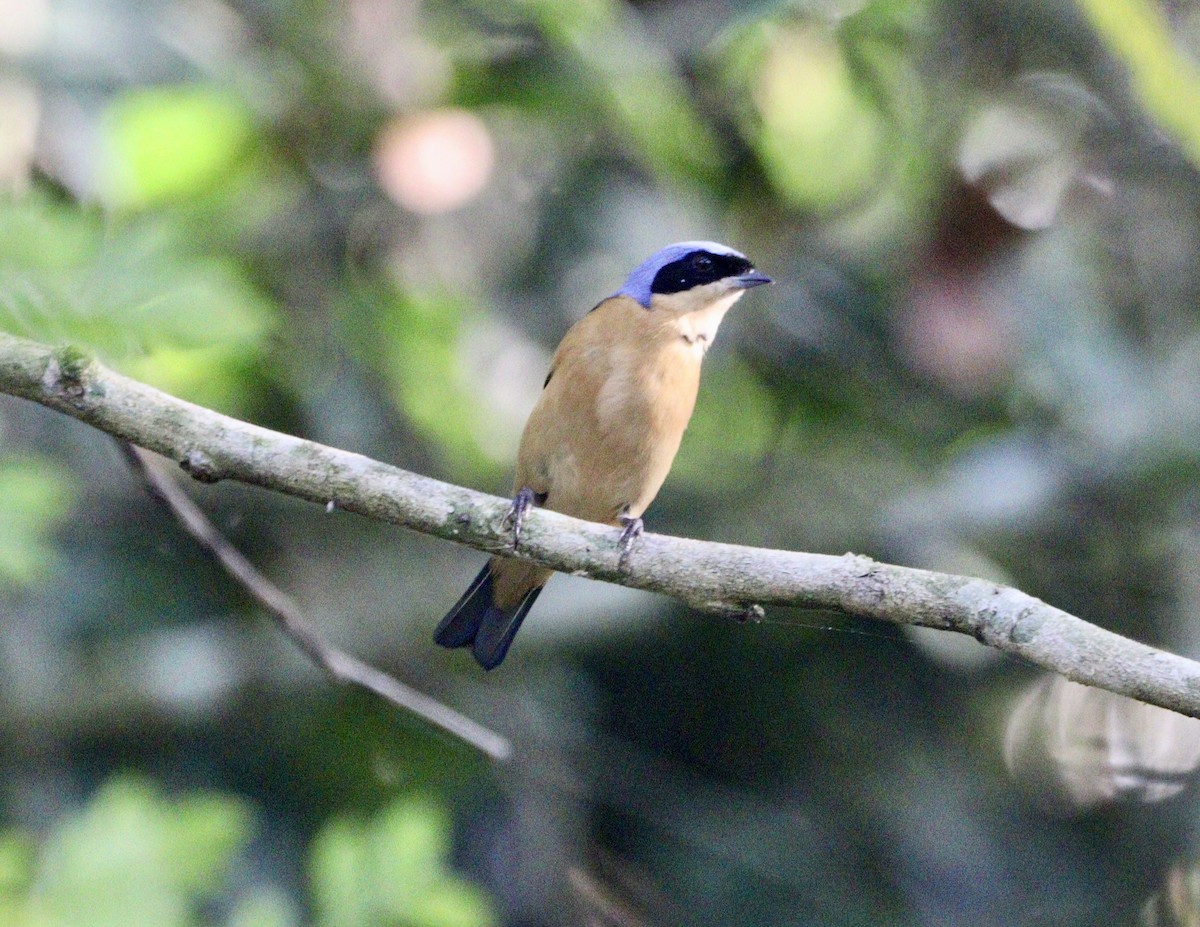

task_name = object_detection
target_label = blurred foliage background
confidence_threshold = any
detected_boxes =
[5,0,1200,924]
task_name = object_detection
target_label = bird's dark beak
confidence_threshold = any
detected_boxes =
[733,271,773,289]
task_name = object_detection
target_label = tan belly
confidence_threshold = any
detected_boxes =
[517,339,700,525]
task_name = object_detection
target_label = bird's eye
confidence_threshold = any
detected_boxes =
[693,254,713,270]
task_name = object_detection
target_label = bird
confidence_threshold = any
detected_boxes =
[434,241,772,669]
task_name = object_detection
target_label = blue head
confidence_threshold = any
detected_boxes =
[614,241,771,309]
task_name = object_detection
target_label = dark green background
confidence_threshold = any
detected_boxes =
[3,0,1200,924]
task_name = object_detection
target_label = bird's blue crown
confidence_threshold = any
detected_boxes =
[614,240,748,309]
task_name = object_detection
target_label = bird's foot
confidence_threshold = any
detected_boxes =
[617,514,644,570]
[504,487,537,549]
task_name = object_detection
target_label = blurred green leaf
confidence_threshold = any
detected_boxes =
[406,880,496,927]
[750,22,886,209]
[509,0,724,184]
[388,292,485,476]
[162,793,255,894]
[368,798,450,912]
[1076,0,1200,167]
[0,775,257,927]
[0,455,77,588]
[38,778,197,927]
[102,86,256,208]
[0,778,494,927]
[0,195,274,411]
[309,819,372,927]
[672,359,778,491]
[0,831,34,897]
[226,886,300,927]
[341,283,505,483]
[310,796,495,927]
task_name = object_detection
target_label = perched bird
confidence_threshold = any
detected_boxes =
[434,241,771,669]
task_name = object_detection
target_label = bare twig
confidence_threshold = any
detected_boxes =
[5,330,1200,719]
[568,867,655,927]
[117,441,511,762]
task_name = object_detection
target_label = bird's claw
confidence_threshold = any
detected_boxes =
[617,514,643,569]
[504,487,536,549]
[617,515,644,551]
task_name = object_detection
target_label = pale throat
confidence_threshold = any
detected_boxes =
[675,290,744,353]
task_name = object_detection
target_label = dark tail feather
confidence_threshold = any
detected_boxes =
[433,565,494,649]
[433,566,544,669]
[471,585,542,670]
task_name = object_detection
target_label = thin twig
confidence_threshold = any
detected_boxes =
[568,867,655,927]
[117,441,511,762]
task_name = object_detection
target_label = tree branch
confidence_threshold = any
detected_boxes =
[116,442,511,761]
[4,330,1200,718]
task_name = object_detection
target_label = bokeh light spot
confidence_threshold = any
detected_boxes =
[373,108,495,215]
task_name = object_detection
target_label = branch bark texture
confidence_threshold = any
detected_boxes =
[4,331,1200,718]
